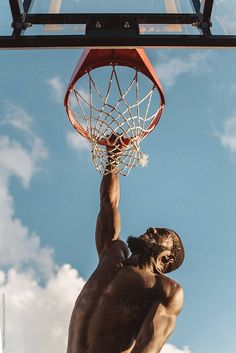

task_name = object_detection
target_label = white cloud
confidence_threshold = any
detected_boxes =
[0,265,85,353]
[46,75,90,112]
[1,101,48,187]
[66,130,91,153]
[0,136,36,187]
[0,101,86,353]
[47,76,64,103]
[3,100,32,133]
[214,115,236,153]
[156,52,211,87]
[0,102,52,279]
[161,344,192,353]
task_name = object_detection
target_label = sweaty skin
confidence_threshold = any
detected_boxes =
[67,172,184,353]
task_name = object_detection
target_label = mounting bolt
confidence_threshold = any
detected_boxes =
[192,21,200,28]
[124,21,131,29]
[192,20,212,31]
[95,21,102,29]
[24,22,32,29]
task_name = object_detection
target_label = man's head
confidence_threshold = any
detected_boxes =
[127,227,185,274]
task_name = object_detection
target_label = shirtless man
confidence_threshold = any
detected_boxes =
[67,160,185,353]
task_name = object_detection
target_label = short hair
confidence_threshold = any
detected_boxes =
[155,228,185,273]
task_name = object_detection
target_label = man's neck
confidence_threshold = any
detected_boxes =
[126,254,163,274]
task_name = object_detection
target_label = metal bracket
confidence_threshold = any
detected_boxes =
[12,12,32,31]
[85,15,139,36]
[192,20,212,29]
[192,16,212,37]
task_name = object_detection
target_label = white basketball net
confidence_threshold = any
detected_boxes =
[67,65,163,176]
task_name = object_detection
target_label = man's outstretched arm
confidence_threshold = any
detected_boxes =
[95,170,121,261]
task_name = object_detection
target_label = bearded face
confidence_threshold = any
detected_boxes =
[126,227,185,274]
[127,232,167,260]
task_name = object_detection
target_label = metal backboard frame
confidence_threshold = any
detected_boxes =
[0,0,236,49]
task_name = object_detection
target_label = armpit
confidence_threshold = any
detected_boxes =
[102,240,129,262]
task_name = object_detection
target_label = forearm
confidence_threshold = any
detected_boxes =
[100,172,120,207]
[131,314,176,353]
[95,172,121,259]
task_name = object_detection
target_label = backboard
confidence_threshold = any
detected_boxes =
[0,0,236,49]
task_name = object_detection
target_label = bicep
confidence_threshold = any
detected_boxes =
[95,202,121,260]
[95,173,121,260]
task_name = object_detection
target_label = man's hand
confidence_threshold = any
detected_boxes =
[105,133,129,170]
[106,133,128,149]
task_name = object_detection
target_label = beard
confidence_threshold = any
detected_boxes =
[127,235,166,260]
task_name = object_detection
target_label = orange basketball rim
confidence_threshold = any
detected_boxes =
[64,48,165,147]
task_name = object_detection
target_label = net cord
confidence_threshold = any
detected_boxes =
[67,66,162,175]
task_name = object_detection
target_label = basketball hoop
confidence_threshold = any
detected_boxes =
[64,49,165,175]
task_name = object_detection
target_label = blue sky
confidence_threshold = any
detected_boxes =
[0,1,236,353]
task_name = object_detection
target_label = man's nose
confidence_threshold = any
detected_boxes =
[147,227,157,235]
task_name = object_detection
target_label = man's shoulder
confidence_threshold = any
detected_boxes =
[156,275,184,315]
[158,275,182,295]
[100,240,129,264]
